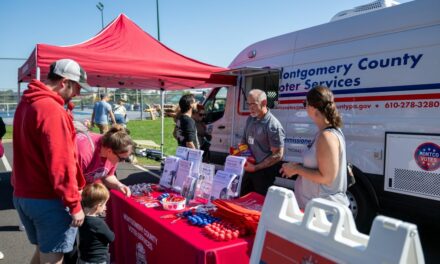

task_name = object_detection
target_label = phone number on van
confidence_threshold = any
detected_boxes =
[384,101,440,108]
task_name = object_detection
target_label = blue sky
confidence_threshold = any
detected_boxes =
[0,0,411,90]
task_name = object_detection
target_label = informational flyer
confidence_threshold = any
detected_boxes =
[224,155,246,176]
[173,159,193,192]
[159,156,180,188]
[194,163,216,201]
[187,149,204,178]
[224,155,247,198]
[181,176,197,201]
[211,170,237,200]
[175,146,190,160]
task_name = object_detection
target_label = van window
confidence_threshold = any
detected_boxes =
[204,87,228,124]
[242,72,279,110]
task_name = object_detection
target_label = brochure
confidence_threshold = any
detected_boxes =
[175,146,190,160]
[187,149,204,179]
[159,156,180,188]
[181,176,197,202]
[224,155,247,198]
[194,163,216,202]
[173,159,193,192]
[224,155,246,176]
[211,170,237,200]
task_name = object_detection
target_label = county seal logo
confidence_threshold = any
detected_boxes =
[414,142,440,171]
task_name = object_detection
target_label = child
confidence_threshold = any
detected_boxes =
[79,183,115,264]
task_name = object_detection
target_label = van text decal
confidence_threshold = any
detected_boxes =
[278,53,423,93]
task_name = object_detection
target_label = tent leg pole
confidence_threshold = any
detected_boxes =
[17,82,21,103]
[160,89,165,159]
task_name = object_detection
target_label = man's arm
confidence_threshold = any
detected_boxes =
[102,175,131,197]
[245,146,284,172]
[109,111,116,125]
[41,111,84,224]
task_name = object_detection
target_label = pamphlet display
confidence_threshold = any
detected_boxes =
[181,176,197,202]
[194,163,216,202]
[223,155,246,198]
[211,170,238,200]
[159,156,180,188]
[173,159,193,192]
[187,149,204,179]
[175,146,190,160]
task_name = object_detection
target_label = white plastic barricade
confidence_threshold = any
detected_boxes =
[250,186,425,264]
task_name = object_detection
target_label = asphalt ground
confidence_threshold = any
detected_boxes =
[0,141,439,263]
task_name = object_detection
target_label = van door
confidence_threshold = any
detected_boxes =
[204,87,231,164]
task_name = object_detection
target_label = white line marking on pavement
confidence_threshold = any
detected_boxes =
[1,155,12,172]
[133,164,161,179]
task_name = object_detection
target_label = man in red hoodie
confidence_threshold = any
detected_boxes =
[12,59,90,264]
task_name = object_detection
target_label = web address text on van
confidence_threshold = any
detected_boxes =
[276,100,440,111]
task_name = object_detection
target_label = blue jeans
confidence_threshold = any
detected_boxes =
[13,197,77,253]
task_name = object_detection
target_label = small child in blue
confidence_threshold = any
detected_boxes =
[79,183,115,264]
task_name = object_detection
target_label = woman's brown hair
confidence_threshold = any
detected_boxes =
[306,85,343,128]
[101,124,135,154]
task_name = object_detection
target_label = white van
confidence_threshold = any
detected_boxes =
[203,0,440,232]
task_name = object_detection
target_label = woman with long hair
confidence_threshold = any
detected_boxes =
[280,86,349,209]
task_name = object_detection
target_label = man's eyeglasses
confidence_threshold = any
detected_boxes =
[303,100,307,108]
[198,112,206,117]
[113,151,131,162]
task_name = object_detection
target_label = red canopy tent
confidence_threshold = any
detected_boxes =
[17,14,236,156]
[17,13,235,89]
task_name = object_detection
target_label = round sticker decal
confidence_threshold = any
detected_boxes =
[414,142,440,171]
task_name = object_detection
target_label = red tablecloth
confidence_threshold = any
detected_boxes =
[107,190,264,264]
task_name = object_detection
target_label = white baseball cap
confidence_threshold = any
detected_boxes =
[51,59,90,89]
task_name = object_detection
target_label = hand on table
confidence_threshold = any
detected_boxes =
[118,184,131,197]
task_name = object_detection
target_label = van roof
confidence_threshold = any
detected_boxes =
[229,0,436,69]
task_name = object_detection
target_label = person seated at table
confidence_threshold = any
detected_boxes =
[76,124,134,197]
[79,183,115,264]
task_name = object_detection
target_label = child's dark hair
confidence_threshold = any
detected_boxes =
[81,183,110,209]
[101,124,135,154]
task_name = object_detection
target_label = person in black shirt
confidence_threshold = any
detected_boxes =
[79,183,115,264]
[175,94,199,149]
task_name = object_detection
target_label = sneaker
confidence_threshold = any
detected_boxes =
[0,251,4,259]
[18,225,25,231]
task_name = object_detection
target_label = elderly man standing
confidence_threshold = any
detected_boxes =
[240,89,285,196]
[12,59,89,264]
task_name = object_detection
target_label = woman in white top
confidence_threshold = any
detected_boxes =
[113,98,128,127]
[280,86,349,209]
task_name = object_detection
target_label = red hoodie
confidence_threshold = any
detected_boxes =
[12,79,85,214]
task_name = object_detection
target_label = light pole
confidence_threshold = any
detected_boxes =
[156,0,160,41]
[96,2,105,98]
[96,2,104,29]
